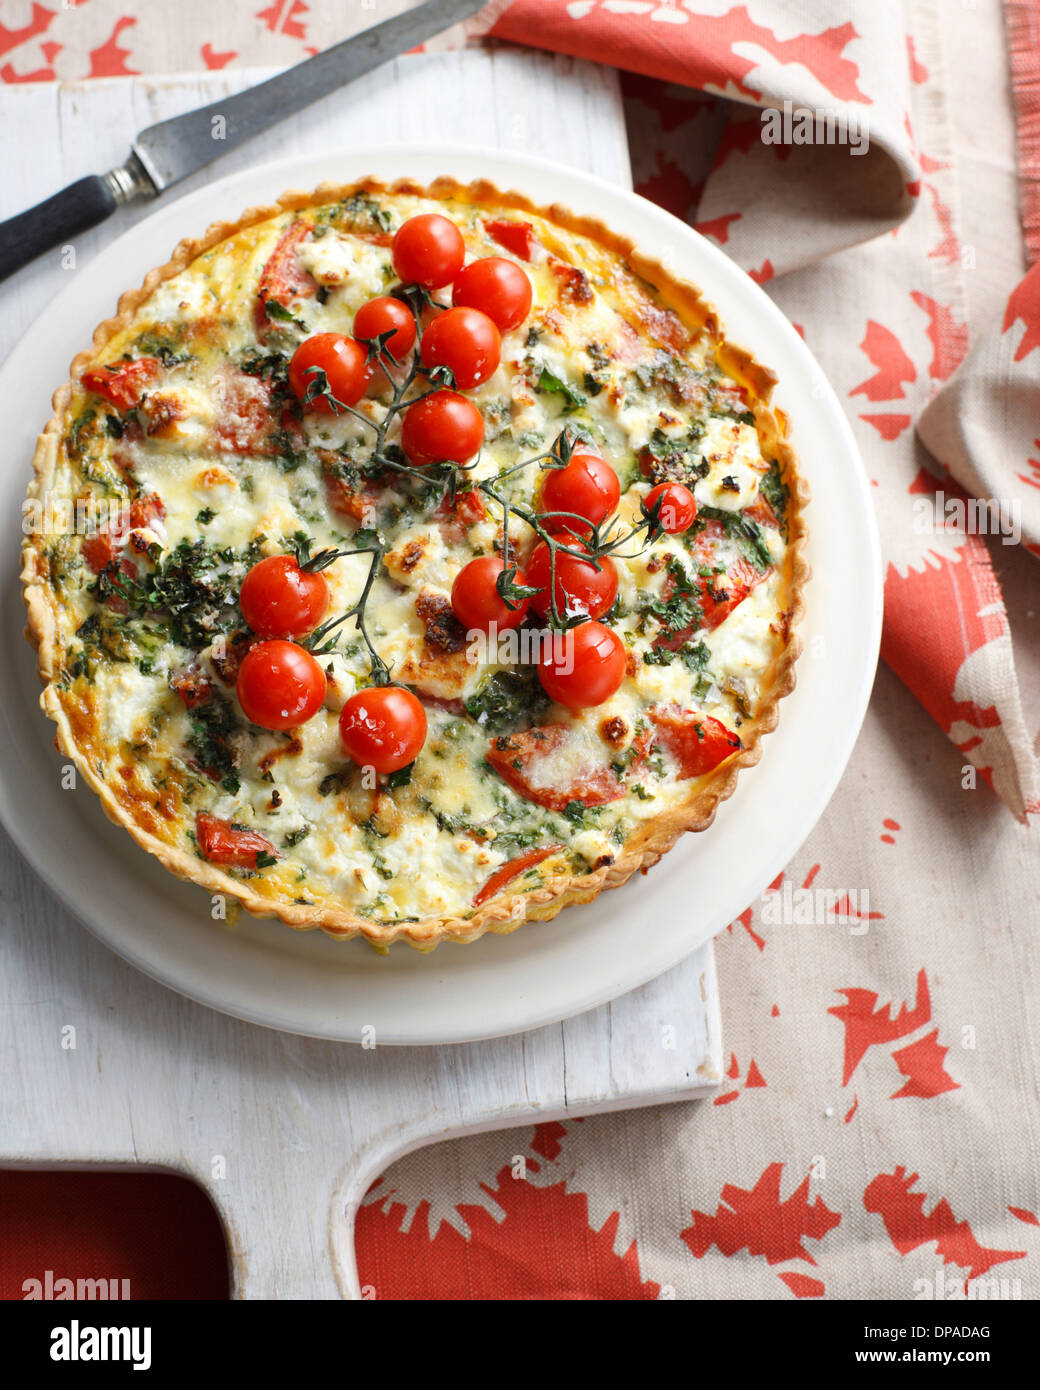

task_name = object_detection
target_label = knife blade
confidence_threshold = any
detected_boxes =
[0,0,486,283]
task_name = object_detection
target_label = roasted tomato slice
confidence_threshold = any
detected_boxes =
[647,705,742,779]
[81,357,161,410]
[170,665,214,710]
[212,370,303,457]
[82,493,165,574]
[82,527,121,576]
[550,259,594,306]
[434,487,487,540]
[323,470,381,525]
[89,557,137,613]
[698,554,767,631]
[652,524,770,649]
[486,725,624,812]
[483,218,536,261]
[474,844,564,907]
[129,494,164,529]
[215,370,274,453]
[690,520,771,631]
[255,220,317,336]
[742,495,779,530]
[209,631,260,687]
[195,812,279,869]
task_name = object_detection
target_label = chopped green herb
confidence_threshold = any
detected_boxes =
[760,459,790,538]
[534,367,587,413]
[263,299,302,326]
[632,352,701,407]
[66,408,98,461]
[267,428,306,473]
[187,694,241,793]
[335,192,394,235]
[493,825,550,853]
[318,771,349,797]
[465,669,550,733]
[132,329,190,367]
[639,426,709,487]
[92,536,261,649]
[636,556,703,638]
[643,637,711,673]
[696,507,773,570]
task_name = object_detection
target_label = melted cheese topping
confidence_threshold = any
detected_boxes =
[31,189,798,928]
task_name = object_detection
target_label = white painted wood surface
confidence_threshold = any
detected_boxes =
[0,53,722,1299]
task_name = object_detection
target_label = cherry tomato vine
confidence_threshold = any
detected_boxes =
[290,286,676,684]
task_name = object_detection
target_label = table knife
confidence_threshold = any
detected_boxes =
[0,0,486,282]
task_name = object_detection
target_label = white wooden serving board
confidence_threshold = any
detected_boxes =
[0,53,722,1299]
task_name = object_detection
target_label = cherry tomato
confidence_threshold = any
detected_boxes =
[540,452,620,531]
[339,686,427,774]
[420,306,501,389]
[289,333,372,412]
[240,555,329,639]
[451,556,530,634]
[645,481,698,534]
[526,541,618,621]
[236,640,326,731]
[401,390,485,466]
[392,213,465,288]
[452,257,533,332]
[538,621,627,710]
[353,296,416,361]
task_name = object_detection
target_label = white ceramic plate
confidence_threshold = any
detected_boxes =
[0,145,881,1044]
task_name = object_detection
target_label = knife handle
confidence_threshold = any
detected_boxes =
[0,175,117,282]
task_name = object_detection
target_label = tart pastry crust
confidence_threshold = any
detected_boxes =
[22,177,809,949]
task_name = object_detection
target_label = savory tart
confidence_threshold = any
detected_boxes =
[22,177,808,949]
